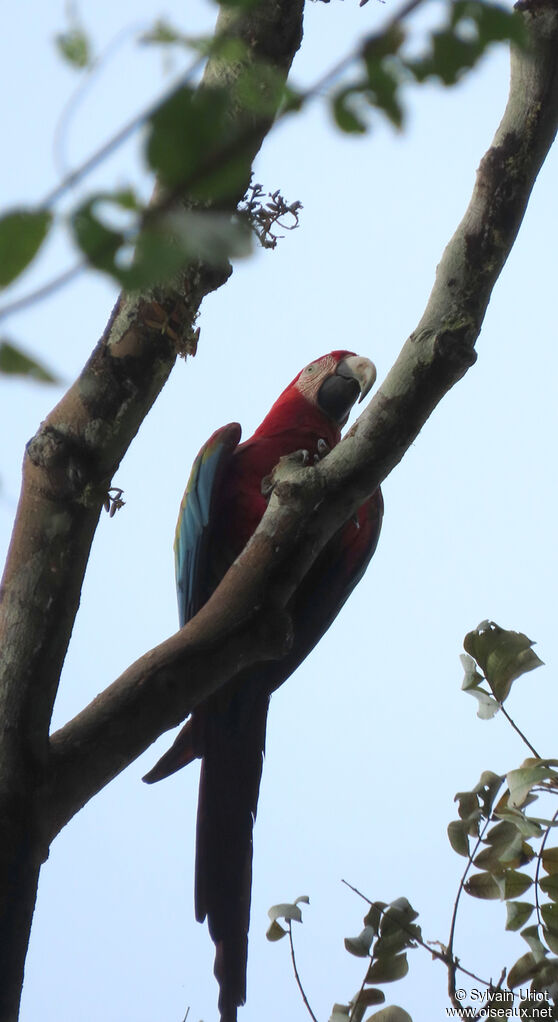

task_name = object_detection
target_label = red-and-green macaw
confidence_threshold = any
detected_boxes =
[143,351,383,1022]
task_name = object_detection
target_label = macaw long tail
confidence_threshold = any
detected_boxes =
[195,681,270,1022]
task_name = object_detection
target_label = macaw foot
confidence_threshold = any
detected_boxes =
[261,448,312,499]
[315,437,330,461]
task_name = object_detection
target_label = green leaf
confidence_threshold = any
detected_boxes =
[364,903,388,936]
[332,88,368,134]
[374,928,419,958]
[494,805,544,840]
[380,899,418,933]
[532,959,558,995]
[542,848,558,874]
[454,789,481,832]
[465,687,500,719]
[406,3,525,87]
[463,621,543,702]
[543,928,558,956]
[460,652,485,691]
[265,919,287,941]
[71,198,124,276]
[366,953,409,984]
[329,1005,351,1022]
[0,209,52,288]
[72,190,249,287]
[140,19,189,47]
[507,761,558,809]
[267,898,307,925]
[354,988,385,1008]
[55,27,91,68]
[541,903,558,936]
[520,925,547,962]
[500,871,533,901]
[366,900,420,958]
[507,951,537,989]
[539,875,558,902]
[362,26,405,62]
[345,926,375,958]
[447,820,470,857]
[362,60,403,129]
[476,821,534,871]
[464,872,500,900]
[157,210,252,265]
[363,1007,412,1022]
[485,820,523,851]
[0,341,60,384]
[505,901,534,931]
[146,86,235,196]
[233,61,288,118]
[473,771,505,814]
[451,1,526,48]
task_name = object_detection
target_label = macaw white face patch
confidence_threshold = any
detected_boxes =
[294,354,339,405]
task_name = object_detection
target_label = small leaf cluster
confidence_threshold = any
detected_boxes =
[267,895,416,1022]
[339,898,419,1022]
[451,766,558,1010]
[448,624,558,1014]
[461,619,543,719]
[55,5,92,71]
[332,1,525,135]
[266,895,310,941]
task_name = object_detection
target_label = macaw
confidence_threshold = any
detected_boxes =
[143,351,383,1022]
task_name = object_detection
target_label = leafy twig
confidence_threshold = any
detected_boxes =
[341,879,493,994]
[446,814,493,1012]
[534,806,558,934]
[288,920,319,1022]
[498,702,542,760]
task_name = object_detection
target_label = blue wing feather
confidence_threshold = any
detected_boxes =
[174,423,241,628]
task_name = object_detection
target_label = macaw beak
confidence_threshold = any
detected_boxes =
[318,354,377,425]
[337,355,377,402]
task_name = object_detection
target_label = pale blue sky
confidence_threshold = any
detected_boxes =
[1,2,557,1021]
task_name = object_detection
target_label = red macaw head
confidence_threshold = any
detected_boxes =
[292,350,376,427]
[252,350,377,447]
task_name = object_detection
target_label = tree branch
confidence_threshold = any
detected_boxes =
[0,0,304,761]
[0,2,304,1015]
[43,0,558,841]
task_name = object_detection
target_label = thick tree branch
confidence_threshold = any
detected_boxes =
[0,0,304,769]
[0,3,304,1017]
[44,0,558,840]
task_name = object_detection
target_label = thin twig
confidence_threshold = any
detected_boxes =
[349,958,372,1022]
[53,20,152,182]
[498,702,542,760]
[341,878,494,999]
[534,806,558,932]
[0,261,86,323]
[446,814,492,1009]
[288,921,319,1022]
[44,52,205,210]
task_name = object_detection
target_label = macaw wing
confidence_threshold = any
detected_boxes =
[263,485,385,696]
[174,422,241,628]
